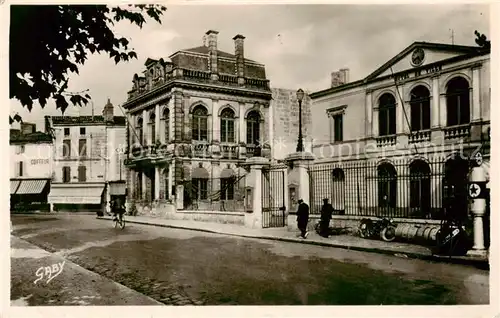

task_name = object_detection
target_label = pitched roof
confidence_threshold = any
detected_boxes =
[174,46,259,63]
[10,131,53,144]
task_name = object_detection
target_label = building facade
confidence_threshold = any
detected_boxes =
[10,123,53,211]
[309,42,490,221]
[270,88,313,160]
[123,30,272,212]
[45,100,127,211]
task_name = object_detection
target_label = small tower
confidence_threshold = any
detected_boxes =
[103,98,114,122]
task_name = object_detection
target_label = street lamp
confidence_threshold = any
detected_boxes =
[296,88,305,152]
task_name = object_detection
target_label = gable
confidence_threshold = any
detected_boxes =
[366,42,482,81]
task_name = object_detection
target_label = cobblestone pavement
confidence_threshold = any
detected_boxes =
[11,214,489,305]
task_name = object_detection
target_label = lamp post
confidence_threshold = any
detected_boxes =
[296,88,305,152]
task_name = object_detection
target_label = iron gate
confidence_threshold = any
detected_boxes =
[261,167,286,228]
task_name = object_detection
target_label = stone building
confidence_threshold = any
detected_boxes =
[270,88,313,160]
[309,41,490,227]
[45,99,127,212]
[123,30,272,213]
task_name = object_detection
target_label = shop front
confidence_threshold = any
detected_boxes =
[10,178,51,212]
[47,182,105,212]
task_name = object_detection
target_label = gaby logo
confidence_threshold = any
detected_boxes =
[34,261,65,285]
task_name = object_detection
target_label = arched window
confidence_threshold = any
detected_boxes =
[446,77,470,126]
[163,108,170,142]
[409,160,431,216]
[331,168,345,212]
[192,105,208,141]
[443,156,469,221]
[378,93,397,136]
[246,111,261,145]
[377,163,397,211]
[220,108,235,143]
[136,117,143,145]
[410,86,431,131]
[149,112,156,144]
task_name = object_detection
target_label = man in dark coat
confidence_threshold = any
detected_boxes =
[296,199,310,239]
[319,198,334,237]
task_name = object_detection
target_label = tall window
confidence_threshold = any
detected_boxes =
[192,105,208,141]
[192,178,208,200]
[410,85,431,131]
[63,139,71,157]
[136,117,143,145]
[163,108,170,142]
[78,165,87,182]
[220,108,235,143]
[63,166,71,183]
[246,111,261,145]
[378,93,397,136]
[221,177,235,200]
[378,163,397,209]
[409,160,431,214]
[80,127,86,135]
[150,112,156,144]
[446,77,470,126]
[333,114,343,142]
[79,139,87,157]
[64,128,70,136]
[16,161,24,177]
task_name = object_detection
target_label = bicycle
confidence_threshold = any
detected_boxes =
[113,213,126,229]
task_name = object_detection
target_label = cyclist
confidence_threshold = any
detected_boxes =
[112,197,126,223]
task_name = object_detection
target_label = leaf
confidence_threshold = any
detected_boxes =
[55,94,69,113]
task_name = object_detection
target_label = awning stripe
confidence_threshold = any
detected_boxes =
[16,179,48,195]
[48,186,104,204]
[10,180,20,194]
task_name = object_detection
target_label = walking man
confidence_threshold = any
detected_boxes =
[319,198,334,238]
[296,199,310,239]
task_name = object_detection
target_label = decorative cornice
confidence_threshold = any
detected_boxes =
[326,105,348,117]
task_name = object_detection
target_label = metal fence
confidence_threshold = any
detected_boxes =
[309,157,470,220]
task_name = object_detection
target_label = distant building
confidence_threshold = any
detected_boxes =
[45,99,127,212]
[270,88,313,160]
[10,122,53,212]
[122,30,272,213]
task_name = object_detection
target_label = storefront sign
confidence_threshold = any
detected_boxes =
[31,159,49,165]
[392,64,443,83]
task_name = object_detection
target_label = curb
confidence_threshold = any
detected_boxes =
[99,216,489,269]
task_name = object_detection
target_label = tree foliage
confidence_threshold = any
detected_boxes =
[9,4,167,123]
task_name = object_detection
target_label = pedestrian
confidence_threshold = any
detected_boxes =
[296,199,309,239]
[319,198,334,238]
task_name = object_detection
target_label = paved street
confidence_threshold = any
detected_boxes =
[11,214,489,305]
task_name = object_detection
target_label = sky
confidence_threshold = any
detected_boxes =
[9,4,490,131]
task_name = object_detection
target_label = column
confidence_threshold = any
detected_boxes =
[467,164,487,256]
[396,86,404,134]
[431,76,440,128]
[155,166,160,200]
[472,66,481,122]
[141,171,147,200]
[365,92,373,137]
[142,109,148,145]
[244,157,269,228]
[372,108,379,137]
[439,94,447,127]
[239,102,246,143]
[155,104,160,143]
[168,162,174,200]
[212,99,220,142]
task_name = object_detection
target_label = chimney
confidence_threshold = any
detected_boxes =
[206,30,219,78]
[103,98,114,122]
[331,68,350,88]
[202,34,208,47]
[233,34,245,83]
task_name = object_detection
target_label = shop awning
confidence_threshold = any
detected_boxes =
[10,180,20,195]
[109,182,126,196]
[16,179,49,195]
[48,184,105,204]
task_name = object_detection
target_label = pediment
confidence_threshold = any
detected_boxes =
[366,42,482,81]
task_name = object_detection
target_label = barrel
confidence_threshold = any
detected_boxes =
[406,225,419,241]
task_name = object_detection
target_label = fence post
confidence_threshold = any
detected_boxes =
[244,157,270,228]
[467,162,488,257]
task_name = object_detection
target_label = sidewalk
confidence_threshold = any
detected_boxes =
[99,215,489,267]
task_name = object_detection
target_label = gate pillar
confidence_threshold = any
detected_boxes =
[244,157,270,228]
[467,162,488,257]
[285,152,315,206]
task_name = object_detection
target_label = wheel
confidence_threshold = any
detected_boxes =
[380,226,396,242]
[119,218,126,229]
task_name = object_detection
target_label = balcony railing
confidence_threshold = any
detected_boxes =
[221,144,239,159]
[193,143,210,157]
[409,130,431,144]
[443,125,470,140]
[376,135,396,147]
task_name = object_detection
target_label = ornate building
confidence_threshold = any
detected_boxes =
[123,30,272,211]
